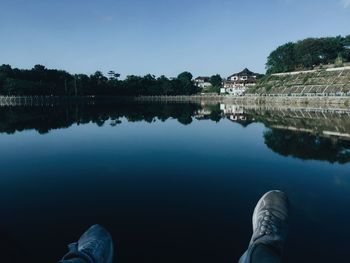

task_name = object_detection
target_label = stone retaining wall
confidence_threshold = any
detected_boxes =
[1,95,349,109]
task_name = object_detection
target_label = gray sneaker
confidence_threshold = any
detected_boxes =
[239,190,289,263]
[60,224,114,263]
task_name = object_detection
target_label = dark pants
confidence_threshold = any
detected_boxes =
[60,258,87,263]
[61,244,281,263]
[239,244,281,263]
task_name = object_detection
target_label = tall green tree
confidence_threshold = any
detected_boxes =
[266,35,350,74]
[0,64,201,96]
[177,72,198,95]
[210,74,222,87]
[266,42,296,74]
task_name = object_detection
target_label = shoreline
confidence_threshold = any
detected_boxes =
[135,95,350,107]
[0,95,349,109]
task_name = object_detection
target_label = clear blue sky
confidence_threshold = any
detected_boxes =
[1,0,349,78]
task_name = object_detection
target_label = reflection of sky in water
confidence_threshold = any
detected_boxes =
[0,105,350,262]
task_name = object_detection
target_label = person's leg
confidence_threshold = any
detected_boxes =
[59,224,114,263]
[61,259,87,263]
[239,244,281,263]
[238,190,289,263]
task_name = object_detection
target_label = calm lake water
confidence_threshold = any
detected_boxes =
[0,101,350,263]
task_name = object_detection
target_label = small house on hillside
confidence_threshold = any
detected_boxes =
[221,68,260,95]
[194,77,212,89]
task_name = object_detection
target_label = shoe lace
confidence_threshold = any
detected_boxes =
[258,210,279,236]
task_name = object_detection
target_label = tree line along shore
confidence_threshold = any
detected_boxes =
[0,35,349,97]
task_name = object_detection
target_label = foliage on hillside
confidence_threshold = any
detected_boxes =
[247,69,350,95]
[266,35,350,74]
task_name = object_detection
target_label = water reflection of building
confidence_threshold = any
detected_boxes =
[194,104,255,124]
[194,109,213,120]
[220,104,244,115]
[220,104,255,126]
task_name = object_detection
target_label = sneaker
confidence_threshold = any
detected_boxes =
[239,190,289,263]
[60,224,114,263]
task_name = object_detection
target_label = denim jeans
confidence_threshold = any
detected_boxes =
[239,244,281,263]
[60,244,281,263]
[60,258,88,263]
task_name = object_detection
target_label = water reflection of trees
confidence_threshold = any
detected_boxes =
[1,102,350,164]
[0,102,201,134]
[264,129,350,164]
[248,108,350,164]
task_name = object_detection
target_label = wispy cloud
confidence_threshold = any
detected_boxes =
[342,0,350,8]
